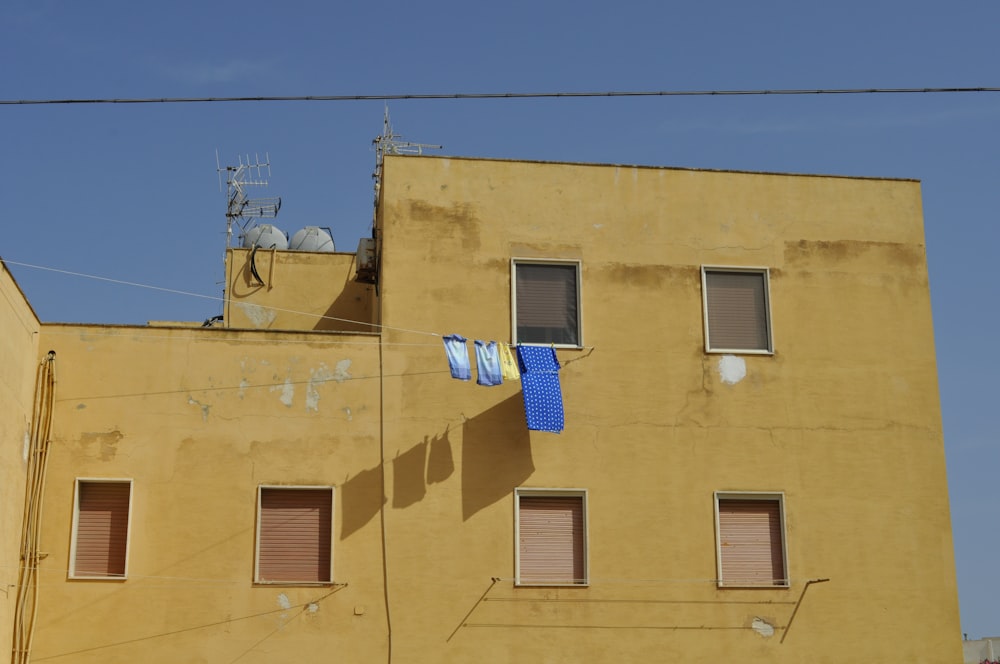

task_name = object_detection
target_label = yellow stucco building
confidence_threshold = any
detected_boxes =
[0,155,962,662]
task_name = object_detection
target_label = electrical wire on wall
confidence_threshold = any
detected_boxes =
[11,351,56,664]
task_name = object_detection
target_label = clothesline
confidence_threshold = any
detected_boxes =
[443,335,564,433]
[2,259,603,349]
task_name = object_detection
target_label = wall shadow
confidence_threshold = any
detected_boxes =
[340,465,386,540]
[462,394,534,521]
[426,430,454,485]
[316,257,376,332]
[392,439,428,508]
[341,426,458,536]
[391,428,456,506]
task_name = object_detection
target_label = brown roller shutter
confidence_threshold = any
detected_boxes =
[516,263,579,345]
[74,481,130,577]
[705,271,770,351]
[718,499,785,586]
[258,488,332,583]
[519,495,585,584]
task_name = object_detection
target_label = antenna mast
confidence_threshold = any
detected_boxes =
[372,108,442,225]
[216,151,282,248]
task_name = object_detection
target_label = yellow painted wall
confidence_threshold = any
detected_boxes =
[0,262,39,662]
[10,155,961,663]
[374,156,961,662]
[30,325,387,663]
[225,248,376,332]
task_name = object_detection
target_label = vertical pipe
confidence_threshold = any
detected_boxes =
[10,351,55,664]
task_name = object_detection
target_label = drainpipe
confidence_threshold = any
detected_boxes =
[11,351,56,664]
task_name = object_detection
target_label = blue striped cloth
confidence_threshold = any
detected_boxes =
[442,334,471,380]
[475,340,503,386]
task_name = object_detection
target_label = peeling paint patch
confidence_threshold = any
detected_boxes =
[187,396,211,421]
[333,359,352,382]
[343,407,353,421]
[303,359,350,409]
[593,223,604,229]
[307,603,319,613]
[22,431,30,463]
[234,302,277,328]
[238,379,250,400]
[306,385,320,411]
[306,363,337,412]
[277,593,291,610]
[751,617,775,638]
[278,378,294,407]
[718,355,747,385]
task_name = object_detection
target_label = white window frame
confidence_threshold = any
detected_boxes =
[511,258,584,348]
[254,485,335,586]
[713,491,789,588]
[700,266,774,354]
[68,478,134,580]
[514,487,589,587]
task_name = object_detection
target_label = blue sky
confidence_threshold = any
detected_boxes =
[3,0,999,640]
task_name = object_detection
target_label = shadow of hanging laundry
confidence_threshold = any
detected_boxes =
[462,394,534,521]
[426,430,455,485]
[340,465,387,540]
[393,439,428,509]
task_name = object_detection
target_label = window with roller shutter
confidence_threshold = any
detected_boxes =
[515,489,587,586]
[70,479,132,579]
[701,267,773,353]
[512,260,582,347]
[255,486,333,584]
[715,492,788,588]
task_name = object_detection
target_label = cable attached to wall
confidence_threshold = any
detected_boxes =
[11,351,56,664]
[377,337,394,664]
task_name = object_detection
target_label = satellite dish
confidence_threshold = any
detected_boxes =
[242,224,288,250]
[289,226,335,252]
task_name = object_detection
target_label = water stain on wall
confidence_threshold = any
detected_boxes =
[784,239,924,269]
[79,428,124,461]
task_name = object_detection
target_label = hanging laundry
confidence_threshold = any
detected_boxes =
[442,334,471,380]
[474,340,503,386]
[498,343,521,381]
[516,345,564,433]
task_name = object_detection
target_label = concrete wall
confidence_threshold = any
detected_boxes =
[374,155,961,663]
[225,248,376,332]
[965,637,1000,663]
[30,325,387,663]
[0,261,40,661]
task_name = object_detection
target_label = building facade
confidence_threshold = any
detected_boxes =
[0,155,962,662]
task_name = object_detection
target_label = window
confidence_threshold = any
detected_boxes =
[70,479,132,579]
[256,486,333,584]
[512,260,582,347]
[515,489,587,586]
[714,492,788,587]
[701,267,773,353]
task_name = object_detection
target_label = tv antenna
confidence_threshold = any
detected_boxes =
[216,151,282,248]
[372,107,441,224]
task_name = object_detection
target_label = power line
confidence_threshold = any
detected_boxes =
[3,87,1000,106]
[1,258,437,338]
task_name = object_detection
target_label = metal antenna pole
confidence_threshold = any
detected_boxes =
[371,106,442,227]
[216,152,282,250]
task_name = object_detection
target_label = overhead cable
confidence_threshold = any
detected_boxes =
[3,87,1000,106]
[0,258,438,338]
